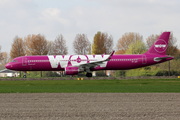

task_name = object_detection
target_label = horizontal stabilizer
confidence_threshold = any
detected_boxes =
[154,56,173,61]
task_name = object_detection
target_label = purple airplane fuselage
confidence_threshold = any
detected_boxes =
[5,54,173,71]
[5,32,173,77]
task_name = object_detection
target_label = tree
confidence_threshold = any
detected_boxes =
[53,34,68,55]
[116,32,143,54]
[0,46,4,70]
[166,33,178,57]
[47,41,54,55]
[0,52,9,67]
[92,32,113,54]
[24,34,35,55]
[24,34,48,77]
[146,34,159,49]
[0,46,3,61]
[115,50,126,54]
[73,34,90,55]
[114,70,126,77]
[146,32,178,57]
[25,34,48,55]
[10,36,25,60]
[125,39,147,54]
[88,44,92,55]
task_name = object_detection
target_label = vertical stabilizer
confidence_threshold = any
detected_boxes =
[145,32,170,55]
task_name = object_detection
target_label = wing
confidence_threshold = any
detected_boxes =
[72,51,115,69]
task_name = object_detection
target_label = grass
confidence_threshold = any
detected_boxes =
[0,79,180,93]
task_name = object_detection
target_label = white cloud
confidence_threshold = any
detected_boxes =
[41,8,70,26]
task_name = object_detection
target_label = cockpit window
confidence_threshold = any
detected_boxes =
[11,60,17,62]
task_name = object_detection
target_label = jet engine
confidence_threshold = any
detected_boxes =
[64,67,79,75]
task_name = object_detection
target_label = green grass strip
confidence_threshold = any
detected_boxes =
[0,79,180,93]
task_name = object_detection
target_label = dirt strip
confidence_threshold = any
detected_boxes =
[0,93,180,120]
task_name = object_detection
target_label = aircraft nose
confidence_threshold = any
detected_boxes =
[5,63,11,69]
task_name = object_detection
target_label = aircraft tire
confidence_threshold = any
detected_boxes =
[86,73,92,77]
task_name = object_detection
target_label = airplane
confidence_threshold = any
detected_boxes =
[5,32,173,78]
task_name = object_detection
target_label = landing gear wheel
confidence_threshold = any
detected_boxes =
[23,71,27,78]
[86,73,92,77]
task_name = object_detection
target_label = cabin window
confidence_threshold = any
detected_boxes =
[11,60,17,62]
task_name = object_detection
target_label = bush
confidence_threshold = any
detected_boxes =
[155,70,180,76]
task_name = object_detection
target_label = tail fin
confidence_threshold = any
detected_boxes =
[145,32,170,55]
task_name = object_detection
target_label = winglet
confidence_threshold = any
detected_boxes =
[106,51,115,61]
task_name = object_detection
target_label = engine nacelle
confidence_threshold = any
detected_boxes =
[64,67,79,75]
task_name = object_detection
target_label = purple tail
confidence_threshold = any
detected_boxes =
[145,32,170,55]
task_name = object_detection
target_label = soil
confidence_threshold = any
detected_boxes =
[0,93,180,120]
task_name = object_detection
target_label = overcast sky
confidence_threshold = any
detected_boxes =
[0,0,180,55]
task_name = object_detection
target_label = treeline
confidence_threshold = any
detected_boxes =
[5,31,114,61]
[0,31,179,77]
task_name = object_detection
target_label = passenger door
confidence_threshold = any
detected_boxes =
[142,55,147,64]
[22,57,27,66]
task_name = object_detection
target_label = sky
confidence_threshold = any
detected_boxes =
[0,0,180,55]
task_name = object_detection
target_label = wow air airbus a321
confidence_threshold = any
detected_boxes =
[6,32,173,78]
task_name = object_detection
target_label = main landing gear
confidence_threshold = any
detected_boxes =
[23,71,26,78]
[86,73,92,77]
